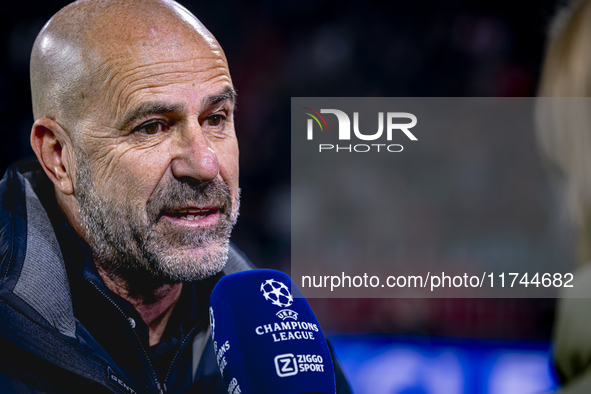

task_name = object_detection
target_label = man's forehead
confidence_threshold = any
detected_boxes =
[95,11,230,114]
[105,54,233,122]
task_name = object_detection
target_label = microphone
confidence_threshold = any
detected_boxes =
[209,269,336,394]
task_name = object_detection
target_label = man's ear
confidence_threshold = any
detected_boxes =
[30,118,75,195]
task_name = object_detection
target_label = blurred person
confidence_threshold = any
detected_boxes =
[537,0,591,392]
[0,0,350,393]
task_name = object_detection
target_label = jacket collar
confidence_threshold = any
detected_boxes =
[0,159,76,337]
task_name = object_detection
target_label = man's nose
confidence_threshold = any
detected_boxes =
[170,123,219,182]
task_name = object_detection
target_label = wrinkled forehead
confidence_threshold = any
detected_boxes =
[93,21,230,123]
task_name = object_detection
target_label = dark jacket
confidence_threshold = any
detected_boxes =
[0,160,352,394]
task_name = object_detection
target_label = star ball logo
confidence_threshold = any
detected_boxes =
[303,107,418,153]
[260,279,293,308]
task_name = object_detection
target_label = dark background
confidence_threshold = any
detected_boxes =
[1,0,564,340]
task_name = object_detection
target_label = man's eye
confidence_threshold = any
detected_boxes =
[134,122,168,135]
[207,115,226,126]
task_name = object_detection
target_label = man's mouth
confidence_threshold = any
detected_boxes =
[165,208,219,221]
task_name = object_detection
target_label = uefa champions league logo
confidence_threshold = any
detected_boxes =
[260,279,293,308]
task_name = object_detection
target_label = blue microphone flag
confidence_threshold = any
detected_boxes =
[209,269,336,394]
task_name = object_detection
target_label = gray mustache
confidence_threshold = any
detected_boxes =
[146,178,232,224]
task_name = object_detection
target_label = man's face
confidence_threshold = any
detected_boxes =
[71,30,239,283]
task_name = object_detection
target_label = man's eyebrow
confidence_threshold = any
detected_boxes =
[118,101,186,129]
[202,86,237,111]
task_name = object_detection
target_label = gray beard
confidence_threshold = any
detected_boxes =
[74,148,239,286]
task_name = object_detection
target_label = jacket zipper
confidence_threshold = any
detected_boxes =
[162,321,201,389]
[90,282,164,393]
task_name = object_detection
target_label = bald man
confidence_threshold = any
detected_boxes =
[0,1,350,393]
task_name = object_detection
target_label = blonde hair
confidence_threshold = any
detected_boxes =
[536,0,591,262]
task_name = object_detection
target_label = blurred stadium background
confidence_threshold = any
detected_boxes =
[1,0,570,392]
